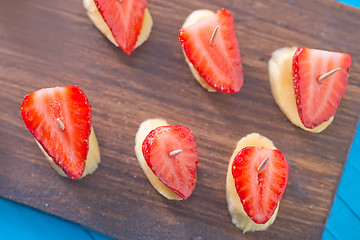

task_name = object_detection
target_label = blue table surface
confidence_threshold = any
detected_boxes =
[1,1,359,239]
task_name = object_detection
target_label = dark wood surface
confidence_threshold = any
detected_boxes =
[0,0,359,239]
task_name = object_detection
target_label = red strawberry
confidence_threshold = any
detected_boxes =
[179,8,243,94]
[94,0,147,55]
[293,48,351,128]
[20,86,92,179]
[142,125,198,199]
[232,146,289,224]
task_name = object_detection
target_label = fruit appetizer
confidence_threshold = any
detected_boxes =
[179,9,244,94]
[226,133,289,232]
[269,47,351,132]
[84,0,152,55]
[135,119,198,200]
[20,86,100,179]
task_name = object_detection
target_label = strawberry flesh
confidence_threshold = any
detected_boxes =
[293,48,351,128]
[94,0,147,55]
[232,146,289,224]
[142,125,198,199]
[179,8,243,94]
[21,86,92,179]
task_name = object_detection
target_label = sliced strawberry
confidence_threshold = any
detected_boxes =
[94,0,147,55]
[232,146,289,224]
[179,8,243,94]
[21,86,92,179]
[293,48,351,128]
[142,125,198,199]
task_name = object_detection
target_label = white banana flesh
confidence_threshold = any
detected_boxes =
[182,9,216,92]
[36,126,101,179]
[268,47,333,133]
[134,118,182,200]
[83,0,153,49]
[226,133,279,233]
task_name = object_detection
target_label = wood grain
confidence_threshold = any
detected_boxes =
[0,0,359,239]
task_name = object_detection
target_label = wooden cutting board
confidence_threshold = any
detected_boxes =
[0,0,359,239]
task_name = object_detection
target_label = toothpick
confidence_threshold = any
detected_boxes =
[210,25,220,46]
[57,118,65,131]
[169,149,182,157]
[318,67,340,83]
[257,156,270,174]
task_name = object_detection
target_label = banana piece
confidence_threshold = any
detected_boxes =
[182,9,216,92]
[226,133,279,233]
[134,118,182,200]
[268,47,333,133]
[37,127,101,179]
[83,0,153,49]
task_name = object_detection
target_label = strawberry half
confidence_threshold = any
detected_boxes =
[21,86,92,179]
[142,125,198,199]
[94,0,147,55]
[232,146,289,224]
[179,8,244,94]
[293,48,351,128]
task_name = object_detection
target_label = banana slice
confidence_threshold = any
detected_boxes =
[226,133,279,233]
[181,9,216,92]
[134,118,182,200]
[37,127,101,179]
[268,47,333,133]
[83,0,153,49]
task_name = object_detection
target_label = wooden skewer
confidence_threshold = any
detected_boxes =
[169,149,182,157]
[318,67,340,83]
[210,25,220,46]
[57,118,65,131]
[257,156,270,174]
